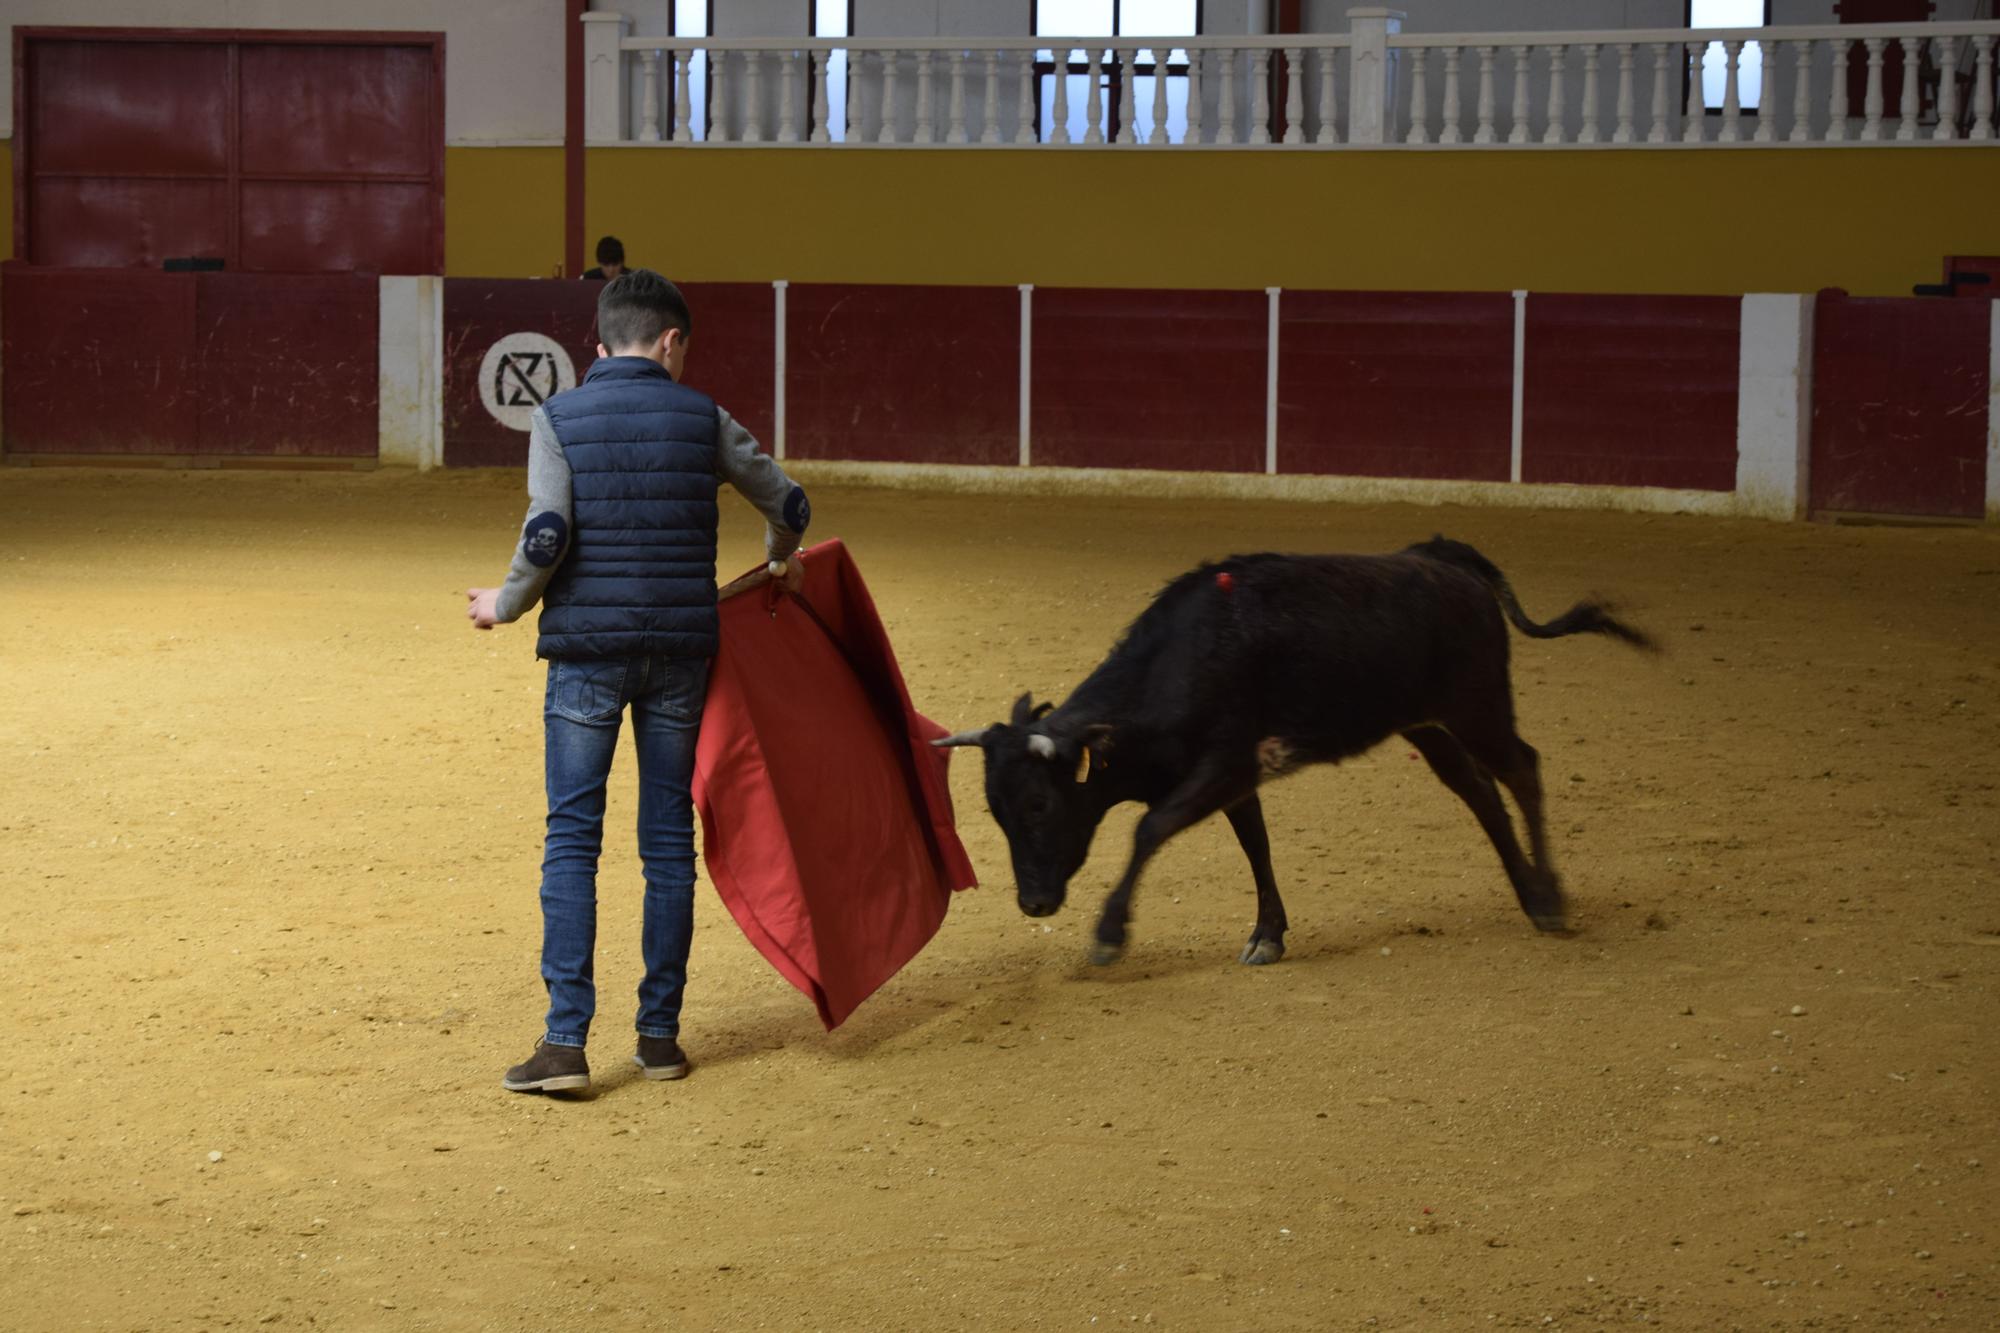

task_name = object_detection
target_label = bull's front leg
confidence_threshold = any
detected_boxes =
[1091,758,1250,966]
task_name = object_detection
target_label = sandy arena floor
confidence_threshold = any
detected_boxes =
[2,467,1997,1331]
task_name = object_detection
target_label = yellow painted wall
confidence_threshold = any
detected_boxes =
[445,146,564,278]
[0,140,12,262]
[587,146,1997,297]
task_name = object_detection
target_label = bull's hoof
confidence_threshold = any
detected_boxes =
[1088,940,1126,967]
[1238,938,1286,966]
[1530,911,1574,935]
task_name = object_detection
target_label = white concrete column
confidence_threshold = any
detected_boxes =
[1345,7,1404,145]
[773,280,789,462]
[1734,293,1815,522]
[1988,300,2000,522]
[1265,287,1281,476]
[1510,289,1527,484]
[584,13,631,143]
[1018,284,1034,468]
[379,276,443,471]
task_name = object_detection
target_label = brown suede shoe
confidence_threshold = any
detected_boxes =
[633,1034,689,1081]
[502,1039,589,1093]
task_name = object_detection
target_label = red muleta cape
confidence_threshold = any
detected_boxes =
[692,540,977,1029]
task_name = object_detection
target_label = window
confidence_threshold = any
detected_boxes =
[1689,0,1771,111]
[673,0,712,140]
[815,0,852,141]
[1034,0,1199,143]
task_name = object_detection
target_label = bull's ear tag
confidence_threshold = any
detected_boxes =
[1075,746,1092,784]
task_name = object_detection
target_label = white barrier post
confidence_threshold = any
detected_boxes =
[1510,289,1527,483]
[1346,7,1405,145]
[1018,284,1034,467]
[1988,299,2000,522]
[1265,287,1281,475]
[773,280,788,461]
[378,275,443,470]
[1734,293,1814,522]
[584,12,631,143]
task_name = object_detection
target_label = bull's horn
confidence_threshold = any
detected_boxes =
[1026,733,1058,759]
[930,728,992,749]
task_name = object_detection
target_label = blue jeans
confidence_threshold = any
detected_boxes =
[538,654,711,1048]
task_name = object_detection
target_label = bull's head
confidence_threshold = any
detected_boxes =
[934,693,1114,918]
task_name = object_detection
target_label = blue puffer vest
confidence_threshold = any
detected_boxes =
[535,357,721,661]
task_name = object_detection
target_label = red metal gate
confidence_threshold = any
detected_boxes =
[14,27,443,274]
[1809,293,1990,519]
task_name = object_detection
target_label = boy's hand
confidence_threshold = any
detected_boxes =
[466,588,501,630]
[768,553,806,593]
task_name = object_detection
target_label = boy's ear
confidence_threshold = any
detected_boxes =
[595,342,609,359]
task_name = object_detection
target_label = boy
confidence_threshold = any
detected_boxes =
[581,235,626,280]
[467,270,811,1093]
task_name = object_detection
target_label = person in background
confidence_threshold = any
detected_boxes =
[581,236,626,281]
[467,270,811,1094]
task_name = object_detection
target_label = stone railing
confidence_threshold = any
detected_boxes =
[581,10,2000,148]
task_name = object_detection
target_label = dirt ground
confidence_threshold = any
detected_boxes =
[2,466,1997,1331]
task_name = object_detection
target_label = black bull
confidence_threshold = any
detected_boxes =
[935,538,1657,966]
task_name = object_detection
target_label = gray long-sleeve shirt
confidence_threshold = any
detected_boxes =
[492,404,808,625]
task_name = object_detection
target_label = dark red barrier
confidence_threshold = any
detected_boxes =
[1279,291,1513,481]
[677,282,775,447]
[1810,294,1989,520]
[784,283,1016,465]
[1522,294,1739,491]
[443,279,774,467]
[1032,288,1265,472]
[1,264,376,456]
[195,273,377,456]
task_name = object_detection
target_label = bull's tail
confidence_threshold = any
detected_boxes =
[1409,536,1659,654]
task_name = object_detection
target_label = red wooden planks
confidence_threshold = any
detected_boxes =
[1030,287,1265,472]
[1809,294,1989,519]
[677,281,777,449]
[0,266,376,456]
[1521,294,1740,491]
[442,279,600,468]
[784,283,1017,465]
[1279,290,1513,481]
[193,273,378,456]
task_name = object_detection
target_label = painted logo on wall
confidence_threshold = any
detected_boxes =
[478,333,577,432]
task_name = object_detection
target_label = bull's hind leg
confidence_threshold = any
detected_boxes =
[1224,794,1288,966]
[1402,726,1567,932]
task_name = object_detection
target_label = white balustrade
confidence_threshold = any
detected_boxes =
[1934,37,1958,141]
[1051,48,1072,145]
[1438,47,1462,144]
[1577,45,1600,144]
[1283,48,1305,145]
[1896,37,1921,141]
[1084,49,1105,145]
[585,20,1999,151]
[911,50,934,145]
[638,50,662,142]
[1682,42,1706,143]
[1473,46,1496,144]
[1976,37,1997,140]
[1149,49,1170,145]
[1544,45,1568,144]
[1185,50,1205,145]
[1862,38,1886,140]
[1015,51,1036,146]
[1406,47,1429,144]
[1218,49,1237,145]
[810,50,830,144]
[1250,49,1273,145]
[1319,48,1341,144]
[1508,46,1531,144]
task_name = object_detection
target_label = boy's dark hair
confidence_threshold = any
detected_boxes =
[595,235,625,266]
[597,269,692,352]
